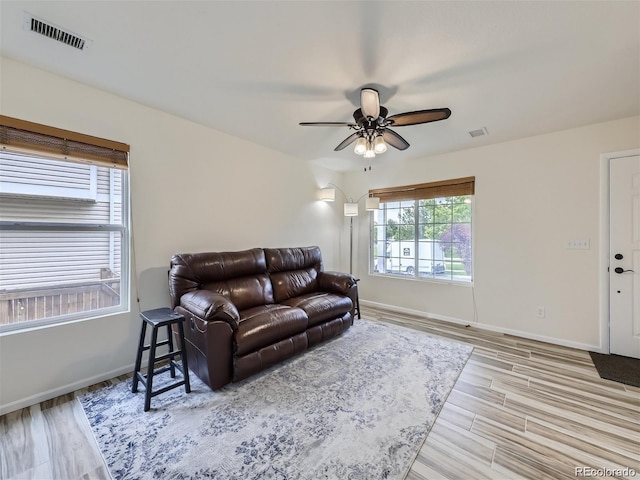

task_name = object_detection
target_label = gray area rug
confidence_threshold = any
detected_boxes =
[79,319,473,480]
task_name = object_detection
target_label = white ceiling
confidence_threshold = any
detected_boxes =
[1,1,639,171]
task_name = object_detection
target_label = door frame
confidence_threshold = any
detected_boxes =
[599,148,640,354]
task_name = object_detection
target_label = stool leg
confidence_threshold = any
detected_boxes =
[177,320,191,393]
[167,324,176,378]
[132,320,147,393]
[144,326,159,412]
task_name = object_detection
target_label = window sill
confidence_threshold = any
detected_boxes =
[367,271,474,287]
[0,306,130,336]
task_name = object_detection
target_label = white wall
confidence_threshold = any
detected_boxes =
[346,116,640,350]
[1,55,637,413]
[0,57,343,413]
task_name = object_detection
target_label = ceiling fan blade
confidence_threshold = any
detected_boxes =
[386,108,451,127]
[299,122,356,127]
[361,88,380,119]
[382,129,410,150]
[334,132,360,151]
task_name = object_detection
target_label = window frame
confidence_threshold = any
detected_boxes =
[0,116,130,332]
[369,178,475,285]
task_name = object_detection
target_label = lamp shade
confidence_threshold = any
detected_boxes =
[354,137,367,155]
[344,203,358,216]
[365,196,380,210]
[319,187,336,201]
[374,135,387,154]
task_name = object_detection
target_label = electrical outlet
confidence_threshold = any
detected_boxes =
[536,306,545,318]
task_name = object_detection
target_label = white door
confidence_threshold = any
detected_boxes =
[610,154,640,358]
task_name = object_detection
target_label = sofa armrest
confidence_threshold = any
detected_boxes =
[318,271,356,295]
[179,290,240,330]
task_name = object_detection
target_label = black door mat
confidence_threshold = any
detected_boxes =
[589,351,640,388]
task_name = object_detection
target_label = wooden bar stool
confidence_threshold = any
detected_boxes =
[132,307,191,411]
[354,277,361,319]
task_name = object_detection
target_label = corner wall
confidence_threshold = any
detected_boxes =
[0,57,342,413]
[345,116,640,350]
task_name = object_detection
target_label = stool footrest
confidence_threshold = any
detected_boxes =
[152,350,183,364]
[149,380,187,398]
[136,371,188,396]
[152,363,178,377]
[141,339,170,352]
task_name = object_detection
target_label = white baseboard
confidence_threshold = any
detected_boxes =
[0,363,135,416]
[360,299,603,353]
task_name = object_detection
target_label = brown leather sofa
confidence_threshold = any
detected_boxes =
[168,246,357,390]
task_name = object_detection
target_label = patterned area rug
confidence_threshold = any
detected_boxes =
[80,319,472,480]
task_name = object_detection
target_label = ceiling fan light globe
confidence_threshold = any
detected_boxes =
[374,135,387,154]
[354,137,367,155]
[364,149,376,159]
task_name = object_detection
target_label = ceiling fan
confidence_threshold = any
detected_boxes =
[300,88,451,168]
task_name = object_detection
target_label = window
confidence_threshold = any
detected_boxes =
[370,177,474,283]
[0,116,130,331]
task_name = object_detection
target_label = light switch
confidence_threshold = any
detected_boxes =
[566,239,590,249]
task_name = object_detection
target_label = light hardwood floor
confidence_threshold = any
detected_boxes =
[1,305,639,479]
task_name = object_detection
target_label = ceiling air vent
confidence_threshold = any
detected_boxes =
[23,12,92,52]
[468,127,489,138]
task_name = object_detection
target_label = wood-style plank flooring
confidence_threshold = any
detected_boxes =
[1,305,639,479]
[363,306,640,480]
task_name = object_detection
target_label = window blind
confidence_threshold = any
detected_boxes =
[369,176,475,202]
[0,115,129,169]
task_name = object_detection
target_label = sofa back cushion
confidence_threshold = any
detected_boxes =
[265,246,323,302]
[169,248,274,311]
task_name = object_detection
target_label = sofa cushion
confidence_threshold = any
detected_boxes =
[282,292,352,327]
[204,273,274,311]
[265,246,324,302]
[270,267,319,303]
[264,246,323,272]
[170,248,271,309]
[235,305,308,356]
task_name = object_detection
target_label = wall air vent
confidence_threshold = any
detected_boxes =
[23,12,92,52]
[468,127,489,138]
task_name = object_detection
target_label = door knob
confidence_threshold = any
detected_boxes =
[614,253,624,260]
[614,267,635,274]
